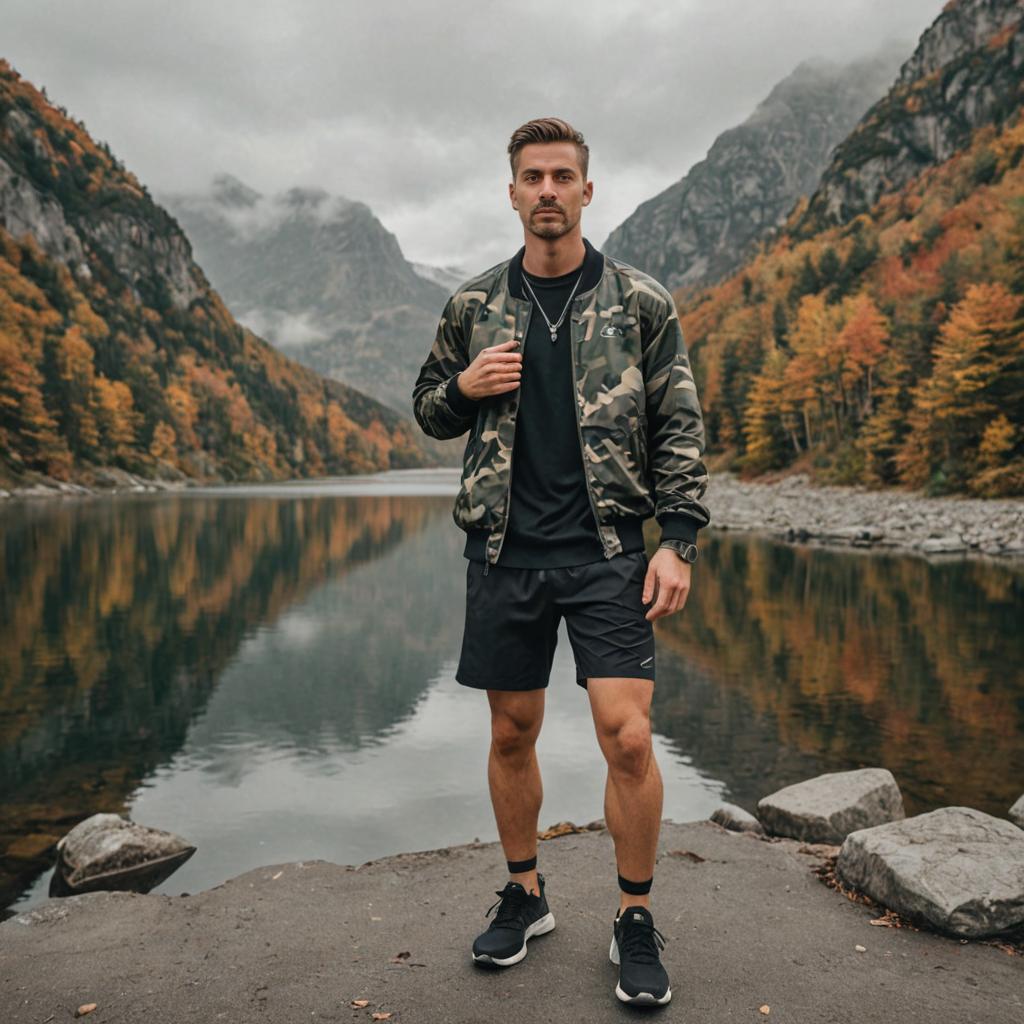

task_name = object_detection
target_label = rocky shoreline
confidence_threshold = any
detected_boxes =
[706,472,1024,559]
[3,466,1024,560]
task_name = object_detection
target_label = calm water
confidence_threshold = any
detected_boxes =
[2,469,1022,918]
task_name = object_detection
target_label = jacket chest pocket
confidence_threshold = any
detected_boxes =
[468,305,517,361]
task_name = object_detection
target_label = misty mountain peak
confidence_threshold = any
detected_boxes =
[210,172,262,208]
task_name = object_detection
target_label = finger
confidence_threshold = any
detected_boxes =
[658,581,683,617]
[487,339,522,351]
[642,566,658,605]
[645,588,673,621]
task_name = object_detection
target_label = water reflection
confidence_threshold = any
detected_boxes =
[2,471,1021,917]
[653,536,1024,816]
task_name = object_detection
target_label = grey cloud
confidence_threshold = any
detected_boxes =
[5,0,943,271]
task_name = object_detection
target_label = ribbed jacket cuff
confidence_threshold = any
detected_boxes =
[445,372,480,416]
[656,512,702,546]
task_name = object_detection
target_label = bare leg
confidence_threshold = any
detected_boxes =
[587,677,663,914]
[486,688,546,896]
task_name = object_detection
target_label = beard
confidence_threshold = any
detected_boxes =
[529,208,576,239]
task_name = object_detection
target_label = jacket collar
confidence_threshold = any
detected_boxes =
[507,235,605,301]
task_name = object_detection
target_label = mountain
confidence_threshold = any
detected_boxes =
[410,260,470,293]
[157,174,452,419]
[601,44,908,291]
[674,0,1024,497]
[0,61,434,489]
[791,0,1024,237]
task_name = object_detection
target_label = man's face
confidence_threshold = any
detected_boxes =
[509,141,592,241]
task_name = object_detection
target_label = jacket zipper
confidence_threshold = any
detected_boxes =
[568,307,610,559]
[485,302,532,576]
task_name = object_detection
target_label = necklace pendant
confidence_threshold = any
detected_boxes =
[550,329,557,343]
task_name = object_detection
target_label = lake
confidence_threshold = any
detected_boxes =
[2,468,1022,918]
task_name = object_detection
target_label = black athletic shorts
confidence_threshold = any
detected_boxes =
[455,551,656,691]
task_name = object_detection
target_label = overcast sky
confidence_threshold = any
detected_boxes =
[6,0,942,273]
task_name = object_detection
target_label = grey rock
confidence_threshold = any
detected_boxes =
[1010,795,1024,830]
[757,768,905,844]
[710,803,765,834]
[919,536,966,553]
[836,806,1024,938]
[55,812,195,895]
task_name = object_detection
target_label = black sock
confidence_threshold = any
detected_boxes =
[618,872,653,897]
[507,854,537,875]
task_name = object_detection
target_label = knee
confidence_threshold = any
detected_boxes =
[603,719,653,778]
[490,715,539,761]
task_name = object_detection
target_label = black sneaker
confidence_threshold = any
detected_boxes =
[471,872,555,967]
[609,905,672,1005]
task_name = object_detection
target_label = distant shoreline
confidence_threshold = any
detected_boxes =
[3,466,1023,560]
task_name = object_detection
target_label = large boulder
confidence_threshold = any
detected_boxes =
[757,768,904,844]
[1009,794,1024,829]
[53,813,195,896]
[836,806,1024,938]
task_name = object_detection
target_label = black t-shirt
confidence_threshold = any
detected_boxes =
[495,258,607,568]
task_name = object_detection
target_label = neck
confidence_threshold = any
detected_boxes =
[521,229,586,277]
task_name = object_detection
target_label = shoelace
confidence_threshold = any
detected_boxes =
[616,915,668,965]
[485,882,534,929]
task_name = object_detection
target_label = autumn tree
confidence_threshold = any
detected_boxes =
[899,282,1024,490]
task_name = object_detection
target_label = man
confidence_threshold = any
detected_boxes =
[411,116,710,1007]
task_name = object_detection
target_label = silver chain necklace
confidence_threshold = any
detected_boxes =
[522,266,584,343]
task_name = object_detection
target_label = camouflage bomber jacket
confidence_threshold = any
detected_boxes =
[412,239,711,567]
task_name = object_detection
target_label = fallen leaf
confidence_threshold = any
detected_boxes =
[371,1014,392,1021]
[855,944,866,952]
[271,870,283,880]
[351,999,370,1008]
[75,1007,98,1018]
[667,849,706,863]
[538,821,587,839]
[389,950,411,963]
[759,1005,770,1015]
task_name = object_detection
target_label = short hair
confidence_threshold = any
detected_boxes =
[508,117,589,181]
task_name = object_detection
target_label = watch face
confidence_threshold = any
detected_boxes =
[667,542,697,563]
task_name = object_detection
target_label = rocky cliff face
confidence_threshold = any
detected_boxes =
[791,0,1024,237]
[0,108,205,311]
[601,44,906,291]
[159,174,452,418]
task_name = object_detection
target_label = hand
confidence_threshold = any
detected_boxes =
[642,548,691,621]
[457,338,522,400]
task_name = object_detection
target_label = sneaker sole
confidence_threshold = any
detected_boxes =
[609,935,672,1005]
[472,912,556,967]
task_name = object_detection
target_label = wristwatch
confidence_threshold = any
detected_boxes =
[659,540,699,564]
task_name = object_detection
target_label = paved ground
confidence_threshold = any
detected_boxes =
[2,819,1021,1023]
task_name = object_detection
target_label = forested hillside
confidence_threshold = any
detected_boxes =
[678,1,1024,496]
[0,60,431,488]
